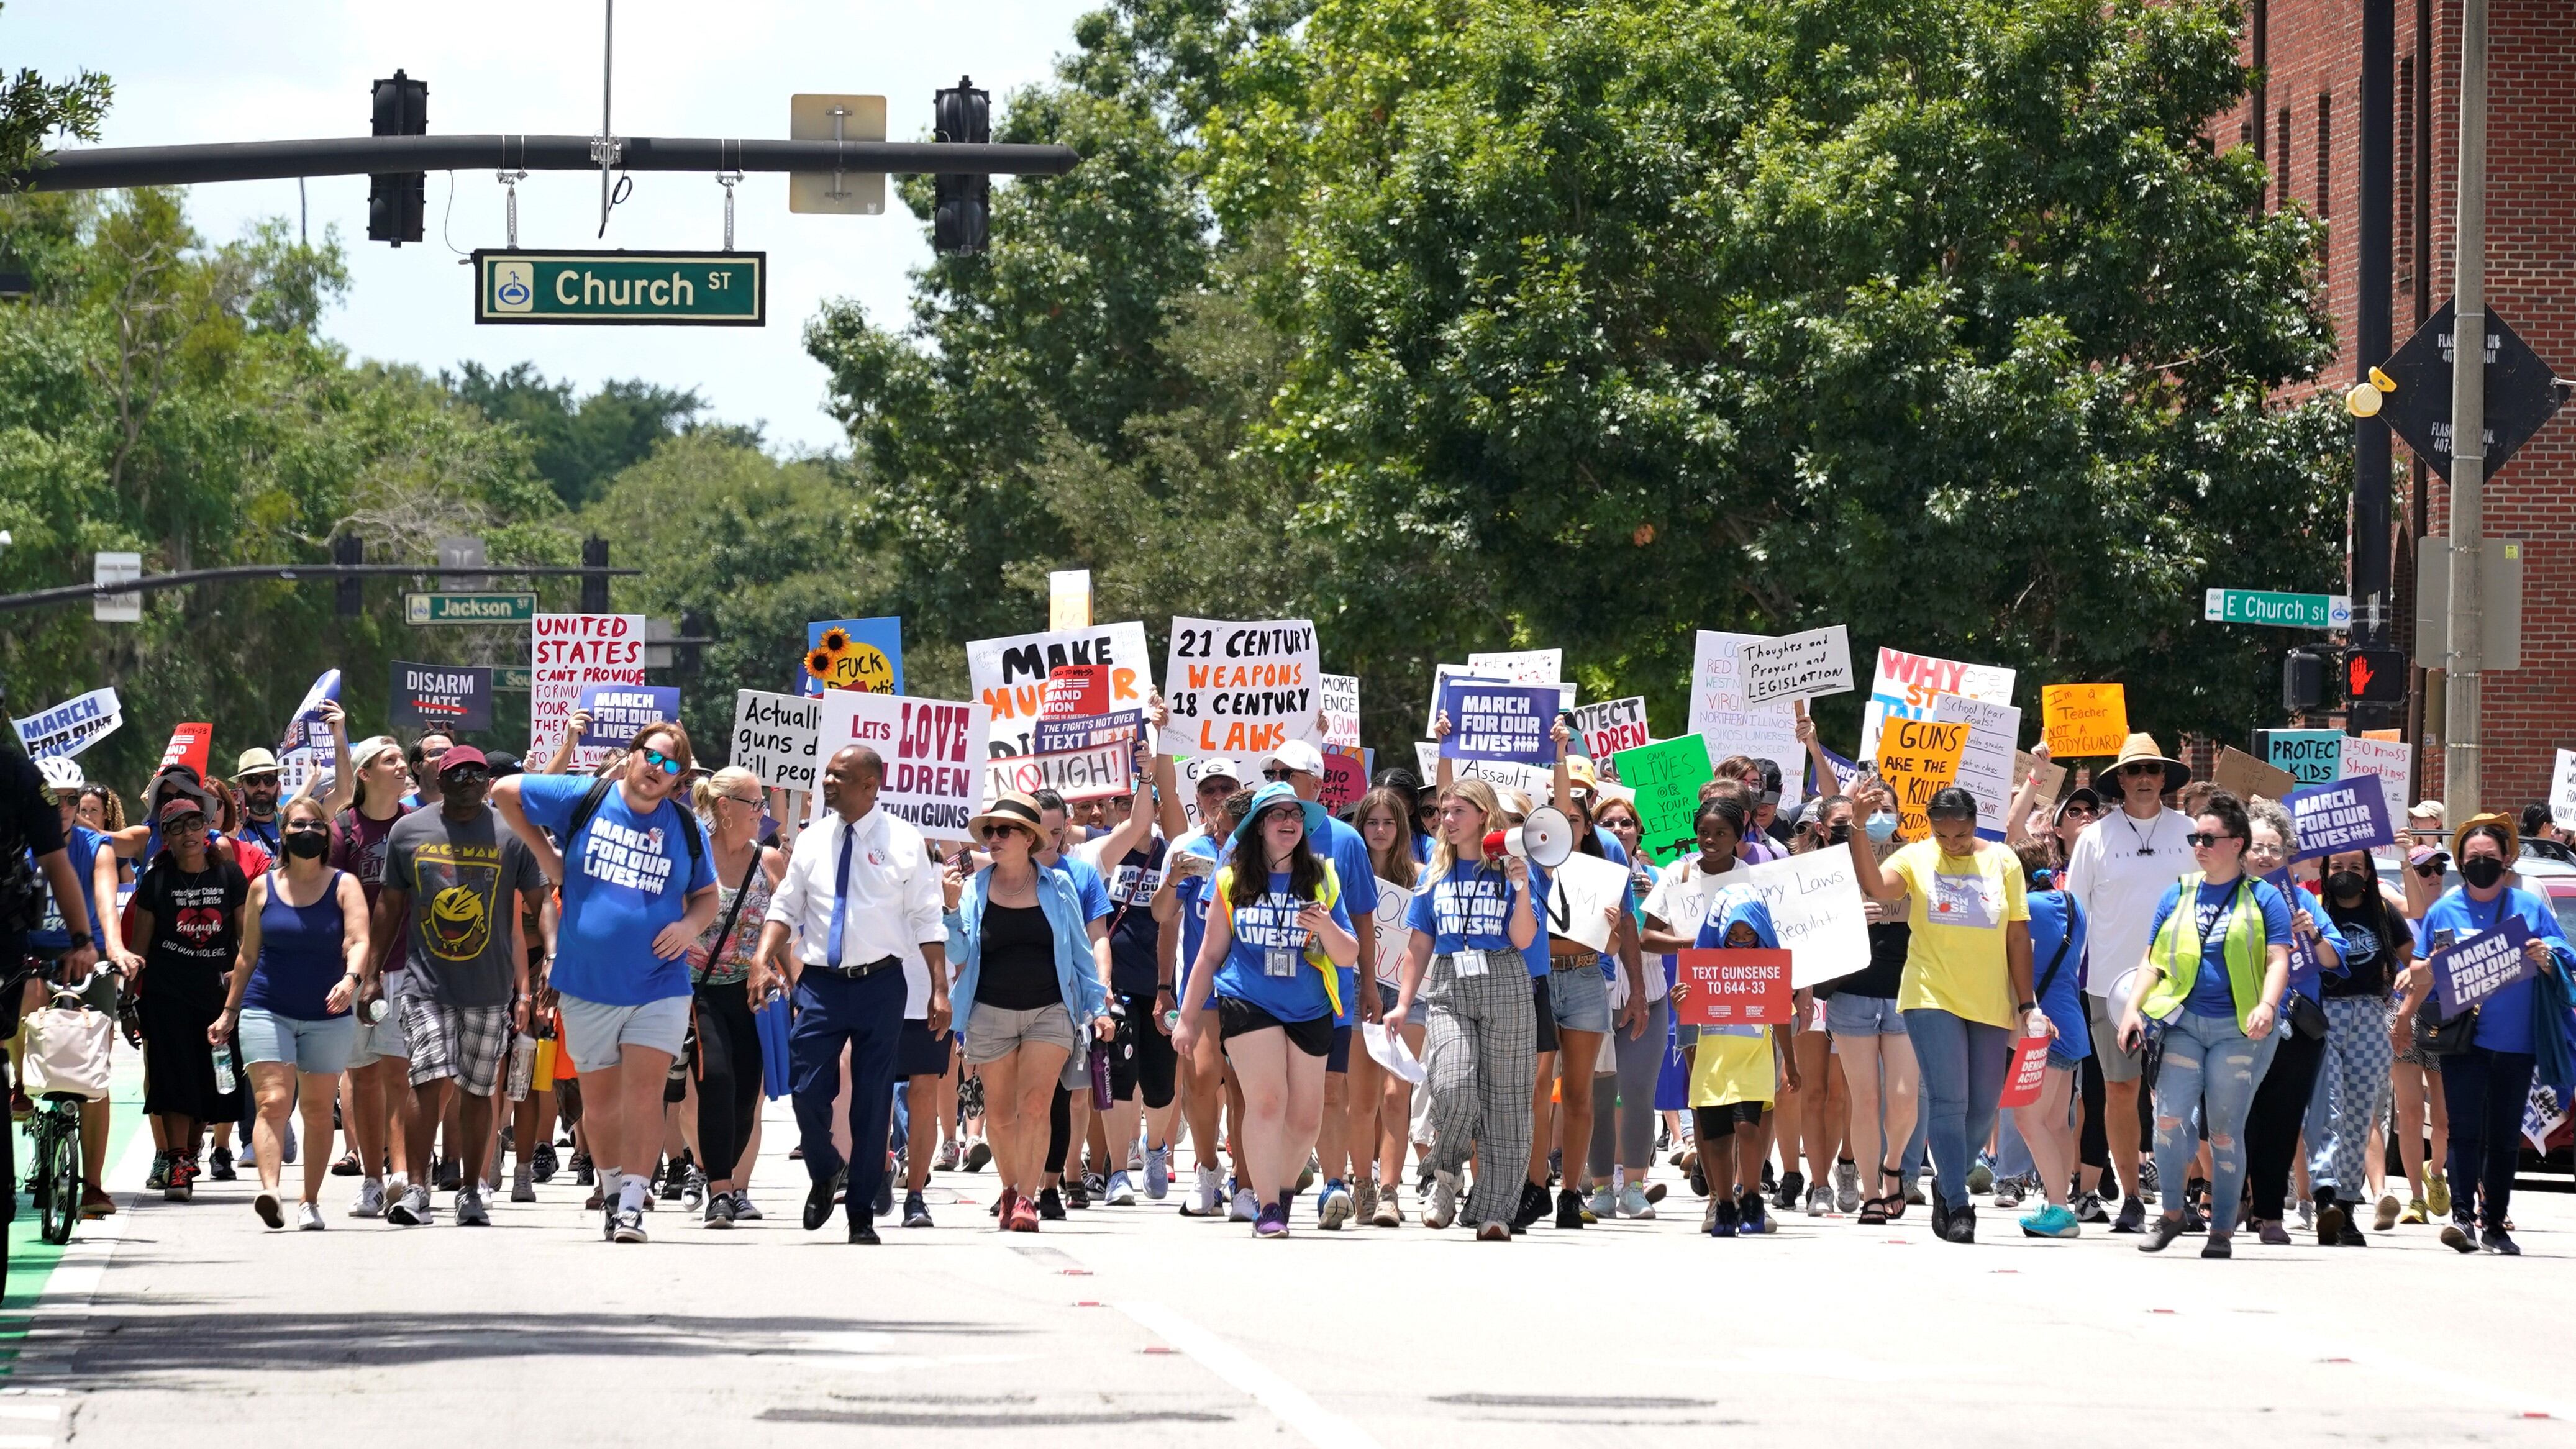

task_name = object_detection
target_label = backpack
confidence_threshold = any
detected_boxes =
[565,776,703,870]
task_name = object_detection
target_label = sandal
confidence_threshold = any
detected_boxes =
[1880,1163,1908,1221]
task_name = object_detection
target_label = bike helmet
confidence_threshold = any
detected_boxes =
[38,757,84,792]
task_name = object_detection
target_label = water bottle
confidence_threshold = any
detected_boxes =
[506,1034,537,1101]
[212,1039,238,1097]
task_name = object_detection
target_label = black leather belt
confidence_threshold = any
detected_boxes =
[808,954,903,979]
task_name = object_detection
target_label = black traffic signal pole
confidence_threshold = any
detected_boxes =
[0,563,637,614]
[9,134,1075,193]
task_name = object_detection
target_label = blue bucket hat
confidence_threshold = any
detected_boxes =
[1231,781,1329,853]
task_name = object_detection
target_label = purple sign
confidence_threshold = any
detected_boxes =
[578,684,681,748]
[2431,917,2535,1020]
[1438,679,1555,765]
[1035,709,1142,755]
[2285,774,2396,862]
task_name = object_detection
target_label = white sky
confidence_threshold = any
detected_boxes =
[6,1,1095,452]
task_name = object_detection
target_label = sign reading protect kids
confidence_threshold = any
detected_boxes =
[1161,617,1322,759]
[969,621,1152,758]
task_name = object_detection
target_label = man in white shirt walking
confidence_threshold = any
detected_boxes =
[756,745,950,1243]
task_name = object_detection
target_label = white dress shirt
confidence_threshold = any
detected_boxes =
[765,805,946,1017]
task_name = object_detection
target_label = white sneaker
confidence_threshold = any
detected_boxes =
[455,1187,491,1226]
[1587,1183,1617,1219]
[1617,1183,1654,1220]
[1229,1186,1258,1223]
[1104,1171,1137,1206]
[386,1184,434,1226]
[610,1206,648,1243]
[1187,1166,1222,1217]
[1424,1169,1460,1229]
[1805,1182,1832,1217]
[1318,1182,1352,1230]
[295,1201,325,1231]
[1834,1158,1862,1214]
[349,1178,386,1218]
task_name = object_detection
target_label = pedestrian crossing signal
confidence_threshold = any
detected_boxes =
[2343,645,2406,704]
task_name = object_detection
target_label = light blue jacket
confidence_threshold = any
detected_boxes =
[945,861,1108,1040]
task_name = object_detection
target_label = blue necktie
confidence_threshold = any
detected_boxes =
[826,823,853,968]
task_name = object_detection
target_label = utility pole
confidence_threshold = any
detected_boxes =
[2442,0,2487,819]
[2352,0,2393,659]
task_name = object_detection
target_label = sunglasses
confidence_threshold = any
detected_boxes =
[639,748,683,777]
[1262,767,1295,781]
[2118,763,2164,778]
[2185,832,2239,848]
[441,766,491,784]
[979,824,1032,842]
[165,815,207,834]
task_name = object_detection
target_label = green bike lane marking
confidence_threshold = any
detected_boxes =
[1,1080,143,1364]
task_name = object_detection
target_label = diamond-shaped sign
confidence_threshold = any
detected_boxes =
[2375,299,2568,479]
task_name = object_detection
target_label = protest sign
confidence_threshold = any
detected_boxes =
[1612,735,1717,865]
[1873,719,1971,842]
[1687,630,1800,807]
[2040,684,2128,758]
[1857,647,2016,758]
[1465,648,1562,684]
[14,687,123,761]
[2430,918,2536,1019]
[1571,696,1649,761]
[2264,870,2326,987]
[2214,747,2300,802]
[2555,749,2576,832]
[1427,663,1573,737]
[970,621,1152,757]
[2266,729,2345,787]
[532,613,645,770]
[1544,852,1633,953]
[1738,848,1872,988]
[1048,569,1091,630]
[1932,694,2021,841]
[1409,743,1556,802]
[160,722,213,779]
[1370,878,1414,985]
[1674,948,1792,1026]
[1700,711,1805,811]
[802,617,904,696]
[275,670,340,796]
[2338,735,2413,829]
[1438,680,1555,764]
[731,689,822,793]
[1035,709,1142,755]
[391,662,494,732]
[1321,748,1368,814]
[578,684,681,749]
[1737,625,1854,706]
[811,691,991,842]
[1321,674,1361,748]
[983,743,1135,805]
[2285,774,2398,861]
[1996,1037,2055,1109]
[1162,616,1322,759]
[2012,750,2069,804]
[1040,665,1109,719]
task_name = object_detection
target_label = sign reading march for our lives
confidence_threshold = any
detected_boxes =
[13,687,123,760]
[276,670,340,797]
[1426,663,1573,738]
[391,661,493,732]
[578,684,680,749]
[2266,729,2345,788]
[730,689,822,794]
[1613,735,1716,866]
[1572,697,1649,761]
[1162,617,1322,759]
[532,612,645,770]
[2285,774,2397,861]
[2429,917,2536,1019]
[1438,680,1554,765]
[1736,625,1853,707]
[1857,646,2016,759]
[969,621,1151,758]
[811,691,992,843]
[802,617,904,697]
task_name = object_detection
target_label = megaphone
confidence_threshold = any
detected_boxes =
[1484,806,1576,870]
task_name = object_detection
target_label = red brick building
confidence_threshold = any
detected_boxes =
[2232,0,2573,811]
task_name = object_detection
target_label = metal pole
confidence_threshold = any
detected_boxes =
[2353,0,2393,648]
[17,136,1076,190]
[2442,0,2487,820]
[598,0,616,236]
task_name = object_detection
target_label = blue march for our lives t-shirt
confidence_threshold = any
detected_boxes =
[1213,867,1351,1024]
[518,773,716,1005]
[1407,861,1526,958]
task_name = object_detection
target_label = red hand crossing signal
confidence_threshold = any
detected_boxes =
[2343,645,2406,704]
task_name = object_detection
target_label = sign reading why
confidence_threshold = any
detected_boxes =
[2431,917,2536,1019]
[1874,718,1972,842]
[14,687,122,760]
[1737,625,1853,706]
[1572,696,1650,760]
[391,661,494,732]
[475,249,765,326]
[803,617,904,696]
[1438,680,1555,765]
[578,684,681,749]
[2266,729,2346,787]
[984,743,1134,806]
[2039,684,2128,758]
[532,613,645,770]
[1034,710,1142,755]
[1321,674,1361,748]
[1613,735,1718,865]
[1162,617,1322,758]
[731,689,821,793]
[970,621,1150,758]
[1673,948,1793,1026]
[2285,775,2397,861]
[812,691,992,842]
[1858,647,2016,759]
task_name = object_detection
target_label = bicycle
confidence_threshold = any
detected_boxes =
[17,961,118,1248]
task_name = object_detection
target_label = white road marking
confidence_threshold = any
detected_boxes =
[1116,1299,1385,1449]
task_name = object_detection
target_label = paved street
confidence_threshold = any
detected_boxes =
[7,1070,2574,1448]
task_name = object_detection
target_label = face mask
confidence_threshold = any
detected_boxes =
[1865,813,1898,843]
[2459,855,2507,889]
[2327,870,2367,901]
[282,830,330,860]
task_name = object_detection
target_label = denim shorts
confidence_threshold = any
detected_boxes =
[558,992,691,1073]
[237,1008,357,1077]
[1549,962,1613,1033]
[1824,992,1907,1038]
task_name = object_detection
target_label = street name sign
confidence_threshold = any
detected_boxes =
[2204,588,2351,630]
[473,250,765,326]
[407,592,537,625]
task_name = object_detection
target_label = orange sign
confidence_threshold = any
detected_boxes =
[2040,684,2128,758]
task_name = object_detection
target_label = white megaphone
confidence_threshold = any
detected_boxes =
[1506,806,1577,870]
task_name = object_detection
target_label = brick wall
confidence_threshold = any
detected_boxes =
[2226,0,2575,813]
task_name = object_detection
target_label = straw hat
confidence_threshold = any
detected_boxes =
[968,791,1047,842]
[2100,733,2188,796]
[2451,810,2518,862]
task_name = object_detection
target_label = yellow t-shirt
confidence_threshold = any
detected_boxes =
[1688,1025,1776,1109]
[1885,839,2028,1030]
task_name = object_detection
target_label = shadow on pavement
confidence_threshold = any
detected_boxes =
[60,1312,1006,1376]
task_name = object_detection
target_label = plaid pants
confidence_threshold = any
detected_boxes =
[2305,994,2396,1194]
[1421,953,1537,1228]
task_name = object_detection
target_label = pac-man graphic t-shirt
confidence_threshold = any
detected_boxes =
[516,774,718,1006]
[386,806,547,1007]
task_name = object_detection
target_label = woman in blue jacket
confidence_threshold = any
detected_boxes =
[941,791,1113,1234]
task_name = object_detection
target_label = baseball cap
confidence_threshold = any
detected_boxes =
[1193,756,1244,788]
[483,750,524,778]
[158,796,207,825]
[350,735,406,773]
[234,747,281,776]
[1565,757,1599,794]
[1262,740,1326,777]
[2057,785,2103,820]
[437,744,490,774]
[1755,759,1783,806]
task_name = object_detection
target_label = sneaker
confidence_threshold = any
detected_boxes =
[1588,1183,1618,1220]
[2400,1197,2429,1225]
[1144,1147,1171,1201]
[1424,1170,1460,1230]
[1006,1197,1041,1232]
[2315,1196,2347,1246]
[1902,1176,1927,1207]
[209,1145,237,1182]
[2296,1197,2315,1231]
[1081,1170,1106,1202]
[1064,1177,1090,1211]
[1353,1178,1379,1225]
[1315,1180,1352,1230]
[1185,1166,1223,1217]
[386,1184,432,1226]
[1804,1182,1831,1217]
[1229,1185,1259,1223]
[611,1206,648,1243]
[2111,1194,2146,1233]
[146,1150,173,1191]
[295,1201,326,1231]
[350,1179,387,1217]
[165,1157,198,1202]
[1711,1198,1739,1238]
[964,1139,992,1173]
[1834,1158,1861,1215]
[2257,1219,2293,1246]
[2373,1193,2401,1232]
[253,1190,284,1229]
[704,1192,737,1229]
[2480,1227,2521,1256]
[1295,1156,1318,1194]
[1773,1168,1804,1211]
[935,1138,962,1172]
[435,1156,463,1193]
[1736,1190,1767,1237]
[1555,1187,1585,1230]
[2200,1232,2233,1260]
[683,1166,708,1212]
[1512,1179,1550,1232]
[1618,1183,1655,1220]
[730,1189,762,1220]
[2019,1202,2080,1238]
[1373,1182,1403,1227]
[903,1191,933,1228]
[571,1153,594,1186]
[455,1188,491,1226]
[658,1160,686,1201]
[2425,1173,2451,1219]
[534,1142,560,1183]
[511,1165,537,1203]
[1104,1171,1139,1207]
[1966,1159,1995,1195]
[1991,1175,2024,1209]
[2136,1159,2160,1195]
[2182,1201,2207,1235]
[2073,1191,2109,1224]
[1941,1203,1977,1244]
[1254,1202,1290,1238]
[80,1185,116,1219]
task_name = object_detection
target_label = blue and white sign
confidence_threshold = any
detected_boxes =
[12,686,122,760]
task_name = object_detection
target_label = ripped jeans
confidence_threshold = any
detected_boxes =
[2149,1010,2279,1235]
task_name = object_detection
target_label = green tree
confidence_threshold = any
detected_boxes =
[0,6,110,193]
[445,361,741,512]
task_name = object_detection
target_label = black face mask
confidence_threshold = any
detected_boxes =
[2328,870,2367,902]
[2459,855,2507,890]
[282,829,330,860]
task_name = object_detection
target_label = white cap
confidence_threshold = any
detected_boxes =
[1261,740,1326,777]
[1189,756,1244,787]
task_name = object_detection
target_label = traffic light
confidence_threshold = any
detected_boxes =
[932,76,991,257]
[677,608,709,679]
[367,70,427,246]
[333,534,364,616]
[580,536,611,614]
[2282,648,2325,713]
[2342,645,2407,705]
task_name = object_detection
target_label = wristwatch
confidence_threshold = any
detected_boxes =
[2016,999,2037,1014]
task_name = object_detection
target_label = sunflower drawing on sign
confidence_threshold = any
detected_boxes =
[804,624,898,694]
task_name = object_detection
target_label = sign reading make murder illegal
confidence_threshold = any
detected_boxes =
[969,621,1152,758]
[811,691,991,843]
[1162,617,1322,759]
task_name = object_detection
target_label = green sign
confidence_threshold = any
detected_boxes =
[473,250,765,327]
[493,665,534,691]
[406,592,536,625]
[1610,735,1717,866]
[2203,588,2352,631]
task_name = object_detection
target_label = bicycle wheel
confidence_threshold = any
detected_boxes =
[37,1111,78,1247]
